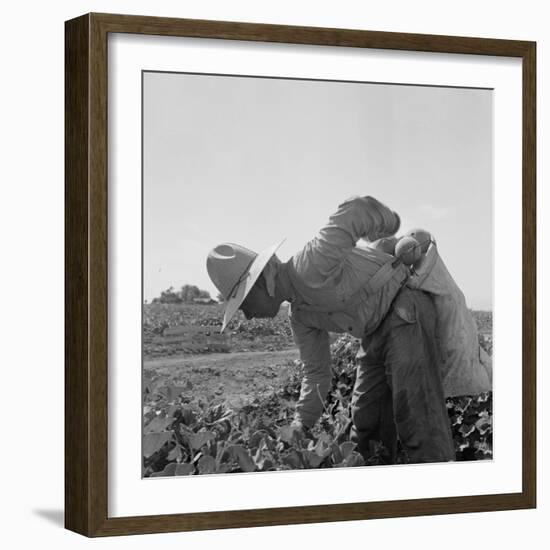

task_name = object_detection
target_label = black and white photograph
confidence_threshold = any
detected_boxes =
[141,71,494,477]
[1,0,544,544]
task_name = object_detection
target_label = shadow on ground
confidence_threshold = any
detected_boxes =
[33,509,64,527]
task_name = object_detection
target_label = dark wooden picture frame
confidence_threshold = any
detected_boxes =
[65,12,536,537]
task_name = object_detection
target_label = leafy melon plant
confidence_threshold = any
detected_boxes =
[143,331,493,477]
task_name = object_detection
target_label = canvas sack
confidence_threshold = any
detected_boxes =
[406,243,493,397]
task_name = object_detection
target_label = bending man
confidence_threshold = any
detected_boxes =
[206,196,455,464]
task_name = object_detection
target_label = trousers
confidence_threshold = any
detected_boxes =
[350,286,455,464]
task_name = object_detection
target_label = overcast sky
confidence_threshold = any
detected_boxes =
[143,71,493,310]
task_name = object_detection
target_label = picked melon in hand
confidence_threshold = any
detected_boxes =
[406,228,432,253]
[395,236,422,266]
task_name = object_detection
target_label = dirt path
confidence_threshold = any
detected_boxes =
[144,349,300,408]
[144,348,299,370]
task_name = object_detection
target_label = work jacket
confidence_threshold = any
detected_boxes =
[276,196,409,428]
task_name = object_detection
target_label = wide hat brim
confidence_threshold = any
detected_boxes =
[221,238,285,332]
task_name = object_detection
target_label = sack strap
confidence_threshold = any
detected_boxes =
[292,258,407,314]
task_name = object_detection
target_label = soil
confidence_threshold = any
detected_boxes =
[144,349,300,409]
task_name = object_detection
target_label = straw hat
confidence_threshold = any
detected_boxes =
[207,239,285,332]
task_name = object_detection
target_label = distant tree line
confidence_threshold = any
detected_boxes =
[151,284,217,304]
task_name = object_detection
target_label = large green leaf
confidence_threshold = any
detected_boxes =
[187,431,216,450]
[281,449,302,469]
[144,415,174,434]
[175,463,195,476]
[143,431,173,458]
[278,425,305,444]
[151,462,195,477]
[302,450,324,468]
[167,445,183,461]
[339,441,356,459]
[150,463,178,477]
[344,451,365,467]
[227,445,256,472]
[198,455,216,474]
[160,385,188,402]
[313,433,333,457]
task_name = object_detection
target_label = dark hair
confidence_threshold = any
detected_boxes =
[392,212,401,234]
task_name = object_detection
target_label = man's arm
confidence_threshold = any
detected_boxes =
[293,196,400,281]
[291,315,333,429]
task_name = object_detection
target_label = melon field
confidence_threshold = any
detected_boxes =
[143,302,493,477]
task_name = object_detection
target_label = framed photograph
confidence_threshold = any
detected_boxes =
[65,13,536,537]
